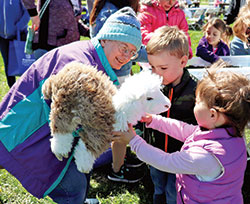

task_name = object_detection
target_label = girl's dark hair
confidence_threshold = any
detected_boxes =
[89,0,139,25]
[202,18,233,43]
[196,66,250,137]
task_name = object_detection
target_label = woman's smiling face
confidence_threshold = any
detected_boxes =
[101,40,137,70]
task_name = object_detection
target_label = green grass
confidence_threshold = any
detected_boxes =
[1,7,250,203]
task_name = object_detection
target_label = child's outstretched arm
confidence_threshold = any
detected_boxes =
[112,125,221,180]
[112,114,198,143]
[147,114,197,142]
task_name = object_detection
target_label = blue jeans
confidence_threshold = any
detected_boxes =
[150,166,177,204]
[33,48,48,60]
[48,161,90,204]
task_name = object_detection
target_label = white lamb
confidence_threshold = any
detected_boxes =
[113,71,171,132]
[75,71,171,173]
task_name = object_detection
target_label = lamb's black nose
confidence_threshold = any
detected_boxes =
[165,105,169,109]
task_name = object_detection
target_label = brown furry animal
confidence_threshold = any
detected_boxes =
[42,62,117,173]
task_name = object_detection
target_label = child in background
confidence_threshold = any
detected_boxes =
[138,0,193,58]
[196,18,233,63]
[230,4,250,55]
[113,68,250,204]
[140,25,197,204]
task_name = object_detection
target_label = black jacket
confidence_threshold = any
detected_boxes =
[224,0,246,25]
[139,68,197,153]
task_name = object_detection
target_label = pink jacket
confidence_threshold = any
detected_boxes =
[138,0,193,58]
[129,115,246,204]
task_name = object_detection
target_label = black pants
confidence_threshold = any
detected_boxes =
[0,32,26,88]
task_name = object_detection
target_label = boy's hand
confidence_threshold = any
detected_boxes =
[112,124,136,144]
[140,114,153,125]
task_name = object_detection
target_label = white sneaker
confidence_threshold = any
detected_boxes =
[84,198,99,204]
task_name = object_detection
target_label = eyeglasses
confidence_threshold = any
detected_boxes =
[118,42,138,59]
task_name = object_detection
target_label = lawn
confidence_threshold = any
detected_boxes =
[0,3,250,203]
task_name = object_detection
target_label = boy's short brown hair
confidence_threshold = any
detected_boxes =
[146,26,189,59]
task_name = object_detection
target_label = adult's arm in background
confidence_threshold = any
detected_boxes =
[22,0,40,31]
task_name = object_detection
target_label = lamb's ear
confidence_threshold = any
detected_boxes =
[42,76,56,99]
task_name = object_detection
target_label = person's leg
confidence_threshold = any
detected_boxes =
[111,141,127,172]
[108,141,144,183]
[49,161,90,204]
[149,166,167,204]
[165,173,177,204]
[0,36,16,88]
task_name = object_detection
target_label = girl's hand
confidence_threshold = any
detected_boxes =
[140,114,153,125]
[112,124,136,144]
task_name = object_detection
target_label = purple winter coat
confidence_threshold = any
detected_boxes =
[0,39,118,198]
[196,36,230,63]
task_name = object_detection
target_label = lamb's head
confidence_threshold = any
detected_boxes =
[113,71,171,131]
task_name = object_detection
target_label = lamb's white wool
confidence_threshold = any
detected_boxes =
[50,133,74,161]
[74,140,96,173]
[113,71,171,132]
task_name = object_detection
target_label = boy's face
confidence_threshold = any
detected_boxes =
[148,50,187,86]
[101,40,137,70]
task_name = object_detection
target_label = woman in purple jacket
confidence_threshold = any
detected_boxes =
[196,18,233,63]
[0,7,142,204]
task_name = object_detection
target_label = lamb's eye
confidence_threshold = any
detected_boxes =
[147,97,153,101]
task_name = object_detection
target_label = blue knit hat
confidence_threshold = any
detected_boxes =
[96,7,142,51]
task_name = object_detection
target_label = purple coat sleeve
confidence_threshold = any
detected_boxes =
[22,0,38,16]
[196,36,220,63]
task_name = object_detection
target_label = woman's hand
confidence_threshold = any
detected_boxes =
[112,124,136,144]
[31,15,40,31]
